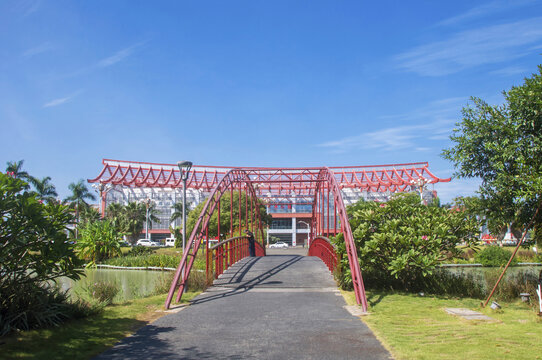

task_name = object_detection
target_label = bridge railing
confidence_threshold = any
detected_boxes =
[308,236,338,273]
[209,235,266,278]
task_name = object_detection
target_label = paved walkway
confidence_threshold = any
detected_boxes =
[94,255,391,360]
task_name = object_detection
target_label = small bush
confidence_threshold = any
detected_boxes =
[475,246,517,267]
[86,281,119,305]
[126,246,155,257]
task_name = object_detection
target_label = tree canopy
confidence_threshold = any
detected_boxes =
[185,190,271,239]
[442,65,542,243]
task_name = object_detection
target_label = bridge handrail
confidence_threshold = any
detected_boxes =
[308,236,338,273]
[210,235,250,250]
[209,235,265,278]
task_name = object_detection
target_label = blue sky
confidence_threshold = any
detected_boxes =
[1,0,542,203]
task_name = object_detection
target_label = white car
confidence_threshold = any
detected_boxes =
[165,237,176,247]
[136,239,161,247]
[269,241,289,249]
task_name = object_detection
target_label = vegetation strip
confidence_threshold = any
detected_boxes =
[90,264,176,271]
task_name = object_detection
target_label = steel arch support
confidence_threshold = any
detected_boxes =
[165,169,266,309]
[310,168,368,312]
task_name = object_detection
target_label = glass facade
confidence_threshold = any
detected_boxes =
[270,218,292,229]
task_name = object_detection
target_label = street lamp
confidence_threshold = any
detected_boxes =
[177,160,193,254]
[298,220,311,248]
[411,177,428,204]
[144,198,153,240]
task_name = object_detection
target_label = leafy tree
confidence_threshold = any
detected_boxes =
[64,179,96,238]
[0,173,83,335]
[186,190,271,239]
[335,194,480,289]
[442,66,542,246]
[30,176,58,203]
[77,220,122,265]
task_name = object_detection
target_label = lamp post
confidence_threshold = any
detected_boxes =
[144,198,152,240]
[298,220,311,248]
[411,177,428,205]
[177,160,193,254]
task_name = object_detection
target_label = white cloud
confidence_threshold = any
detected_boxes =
[318,97,465,153]
[97,41,147,68]
[22,42,53,58]
[43,90,82,108]
[395,17,542,76]
[490,66,529,77]
[436,0,535,27]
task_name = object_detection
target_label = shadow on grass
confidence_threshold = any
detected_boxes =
[3,312,150,359]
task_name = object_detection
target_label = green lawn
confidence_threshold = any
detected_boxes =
[342,290,541,360]
[1,292,199,360]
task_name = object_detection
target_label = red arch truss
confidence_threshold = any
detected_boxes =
[88,159,451,311]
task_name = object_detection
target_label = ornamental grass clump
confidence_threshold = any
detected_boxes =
[86,281,119,305]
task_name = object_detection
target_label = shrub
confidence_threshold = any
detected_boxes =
[126,245,155,257]
[0,173,84,336]
[475,246,517,267]
[334,194,480,289]
[86,281,119,305]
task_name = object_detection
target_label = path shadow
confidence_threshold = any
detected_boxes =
[190,256,303,305]
[93,325,177,359]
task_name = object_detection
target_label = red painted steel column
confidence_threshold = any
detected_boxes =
[327,186,330,237]
[205,226,209,276]
[251,195,254,234]
[217,199,221,242]
[334,197,338,235]
[245,186,248,234]
[230,185,233,238]
[238,181,243,236]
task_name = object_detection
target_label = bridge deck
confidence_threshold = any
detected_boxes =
[94,254,391,360]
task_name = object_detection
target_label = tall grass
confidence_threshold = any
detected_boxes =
[103,253,206,270]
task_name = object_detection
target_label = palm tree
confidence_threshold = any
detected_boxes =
[122,202,147,245]
[65,179,96,238]
[105,202,125,232]
[170,201,191,225]
[5,160,35,188]
[30,176,58,203]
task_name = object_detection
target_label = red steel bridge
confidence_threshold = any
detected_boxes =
[89,159,450,312]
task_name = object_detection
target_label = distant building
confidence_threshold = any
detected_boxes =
[89,159,447,245]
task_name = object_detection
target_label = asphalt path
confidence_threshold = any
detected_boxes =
[94,254,391,360]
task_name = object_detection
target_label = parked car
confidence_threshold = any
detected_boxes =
[136,238,161,247]
[269,241,289,249]
[165,237,176,247]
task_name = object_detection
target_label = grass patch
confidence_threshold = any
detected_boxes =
[1,292,199,360]
[342,290,542,360]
